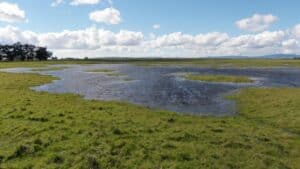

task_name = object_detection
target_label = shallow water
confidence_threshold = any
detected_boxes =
[3,64,300,115]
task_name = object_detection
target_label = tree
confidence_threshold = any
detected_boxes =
[0,45,5,60]
[0,42,53,61]
[12,42,24,61]
[22,44,35,61]
[35,47,52,61]
[3,45,15,61]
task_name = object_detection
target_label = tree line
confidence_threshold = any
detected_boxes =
[0,42,53,61]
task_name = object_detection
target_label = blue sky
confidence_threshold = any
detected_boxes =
[5,0,300,34]
[0,0,300,58]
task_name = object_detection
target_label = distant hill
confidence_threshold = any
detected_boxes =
[212,54,300,59]
[261,54,300,59]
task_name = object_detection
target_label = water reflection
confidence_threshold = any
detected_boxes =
[3,64,300,115]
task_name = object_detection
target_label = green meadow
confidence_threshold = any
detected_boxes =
[1,58,300,69]
[0,60,299,169]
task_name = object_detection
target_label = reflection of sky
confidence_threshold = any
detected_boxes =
[3,64,300,116]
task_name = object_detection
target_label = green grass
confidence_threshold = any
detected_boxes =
[184,74,254,83]
[0,61,299,168]
[1,58,300,69]
[134,58,300,68]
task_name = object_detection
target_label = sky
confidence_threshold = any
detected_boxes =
[0,0,300,58]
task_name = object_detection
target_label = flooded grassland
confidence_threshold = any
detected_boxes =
[0,61,299,169]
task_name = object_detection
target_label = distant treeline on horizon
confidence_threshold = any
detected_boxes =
[0,42,53,61]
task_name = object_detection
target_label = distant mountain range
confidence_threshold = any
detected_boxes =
[260,54,300,59]
[214,54,300,59]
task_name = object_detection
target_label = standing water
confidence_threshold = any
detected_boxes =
[3,64,300,115]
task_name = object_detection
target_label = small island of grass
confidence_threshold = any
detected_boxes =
[185,74,253,83]
[87,69,125,77]
[87,69,115,73]
[31,66,69,72]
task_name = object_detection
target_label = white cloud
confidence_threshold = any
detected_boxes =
[195,32,229,46]
[51,0,64,7]
[148,32,193,48]
[149,33,156,39]
[235,14,278,32]
[0,2,26,23]
[89,8,121,25]
[153,24,160,29]
[1,24,300,58]
[70,0,100,6]
[146,30,290,56]
[0,26,143,50]
[291,24,300,38]
[147,32,229,49]
[38,27,143,49]
[281,39,299,54]
[0,26,38,44]
[116,30,143,46]
[51,0,102,6]
[224,31,285,48]
[282,39,299,48]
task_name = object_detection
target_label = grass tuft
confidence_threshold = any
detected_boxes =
[31,66,69,72]
[49,154,64,164]
[184,74,253,83]
[87,69,115,73]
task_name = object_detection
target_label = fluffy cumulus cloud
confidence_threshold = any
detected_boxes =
[0,26,143,50]
[0,26,38,44]
[291,24,300,38]
[116,30,143,46]
[4,1,296,58]
[235,14,278,32]
[89,8,121,25]
[0,2,26,23]
[195,32,229,46]
[224,31,285,48]
[145,31,287,56]
[146,32,229,49]
[1,23,300,57]
[281,39,299,54]
[39,27,143,49]
[148,32,193,48]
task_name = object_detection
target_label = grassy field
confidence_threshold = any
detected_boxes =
[184,74,253,83]
[1,58,300,69]
[0,61,299,169]
[134,58,300,68]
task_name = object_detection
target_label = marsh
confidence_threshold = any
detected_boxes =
[4,64,300,115]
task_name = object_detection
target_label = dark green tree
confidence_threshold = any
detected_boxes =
[0,42,52,61]
[35,47,52,61]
